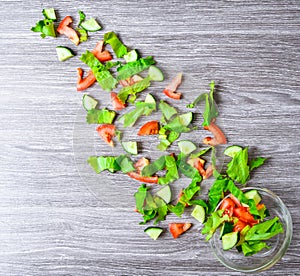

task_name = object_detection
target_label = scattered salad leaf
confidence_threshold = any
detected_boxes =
[103,31,128,58]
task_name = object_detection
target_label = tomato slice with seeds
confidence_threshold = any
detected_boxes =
[138,121,159,136]
[76,68,96,91]
[57,16,79,46]
[169,222,192,239]
[96,124,116,147]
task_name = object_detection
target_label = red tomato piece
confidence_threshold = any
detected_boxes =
[138,121,159,136]
[57,16,79,45]
[203,120,227,146]
[134,157,150,173]
[233,207,257,224]
[110,92,126,110]
[169,223,192,239]
[96,124,116,147]
[76,68,96,91]
[163,73,182,100]
[233,220,249,232]
[219,198,236,217]
[163,89,182,100]
[229,194,242,207]
[127,171,158,184]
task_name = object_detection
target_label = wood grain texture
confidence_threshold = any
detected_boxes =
[0,0,299,275]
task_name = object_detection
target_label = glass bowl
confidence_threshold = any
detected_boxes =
[209,187,292,273]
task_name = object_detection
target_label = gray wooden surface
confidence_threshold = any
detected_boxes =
[1,0,299,275]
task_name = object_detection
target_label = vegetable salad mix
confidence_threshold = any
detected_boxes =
[32,8,284,256]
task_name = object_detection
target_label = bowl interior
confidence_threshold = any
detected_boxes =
[209,187,292,273]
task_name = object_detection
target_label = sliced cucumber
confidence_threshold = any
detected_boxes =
[82,94,98,111]
[144,93,156,105]
[124,49,139,62]
[220,221,234,239]
[178,140,197,155]
[222,231,239,250]
[148,65,164,81]
[244,189,262,205]
[121,141,138,155]
[56,46,74,61]
[42,8,56,20]
[156,185,171,204]
[191,205,206,223]
[144,227,163,240]
[178,112,193,126]
[80,18,101,32]
[224,145,243,158]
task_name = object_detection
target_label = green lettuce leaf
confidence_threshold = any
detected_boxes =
[87,155,134,174]
[103,31,128,58]
[116,56,155,81]
[117,76,151,103]
[31,19,56,38]
[207,177,229,213]
[158,155,179,185]
[202,81,218,126]
[141,155,166,176]
[249,157,267,171]
[86,108,116,124]
[226,147,250,185]
[80,51,118,91]
[159,100,178,120]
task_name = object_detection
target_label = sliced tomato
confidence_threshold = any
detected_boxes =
[203,164,213,180]
[134,157,150,172]
[96,124,116,147]
[57,16,79,45]
[110,92,126,110]
[138,121,159,136]
[91,40,113,62]
[256,203,265,210]
[233,207,257,224]
[76,68,96,91]
[203,121,227,146]
[233,220,248,232]
[127,171,158,184]
[163,89,182,100]
[219,198,236,217]
[169,222,192,239]
[163,73,182,100]
[229,194,242,207]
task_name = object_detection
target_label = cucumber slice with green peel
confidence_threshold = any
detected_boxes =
[148,65,164,81]
[191,205,206,223]
[144,227,163,240]
[178,140,197,155]
[56,46,74,61]
[224,145,243,158]
[80,18,101,32]
[244,189,262,205]
[121,141,138,155]
[222,231,239,250]
[42,8,56,20]
[124,49,139,62]
[220,221,234,239]
[156,185,171,204]
[82,94,98,111]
